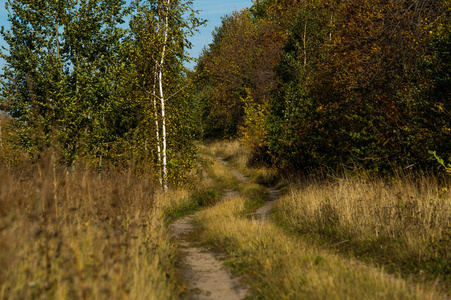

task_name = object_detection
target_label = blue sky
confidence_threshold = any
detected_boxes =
[186,0,254,69]
[0,0,254,72]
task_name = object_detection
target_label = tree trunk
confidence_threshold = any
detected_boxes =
[152,72,163,187]
[157,0,171,191]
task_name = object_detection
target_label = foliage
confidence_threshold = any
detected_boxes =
[266,0,336,170]
[124,0,204,188]
[194,10,256,138]
[239,89,270,165]
[430,150,451,174]
[0,0,204,186]
[0,0,128,165]
[193,0,302,139]
[192,0,451,174]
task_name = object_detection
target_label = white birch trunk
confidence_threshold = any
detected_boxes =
[156,0,171,191]
[159,66,168,191]
[152,72,163,186]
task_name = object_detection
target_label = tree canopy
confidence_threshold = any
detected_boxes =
[0,0,204,188]
[193,0,451,173]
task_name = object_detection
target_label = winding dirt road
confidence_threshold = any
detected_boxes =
[170,157,279,299]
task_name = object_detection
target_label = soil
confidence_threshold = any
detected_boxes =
[253,188,279,221]
[171,213,249,300]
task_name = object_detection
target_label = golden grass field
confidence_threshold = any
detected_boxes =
[0,159,195,299]
[273,173,451,293]
[1,140,450,299]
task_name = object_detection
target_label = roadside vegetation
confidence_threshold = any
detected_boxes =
[197,141,447,299]
[1,0,451,298]
[0,159,180,299]
[0,0,209,295]
[198,197,441,299]
[194,0,451,174]
[273,173,451,293]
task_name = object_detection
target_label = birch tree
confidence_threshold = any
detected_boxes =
[130,0,204,190]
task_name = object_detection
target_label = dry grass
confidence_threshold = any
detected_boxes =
[199,144,240,189]
[0,160,190,299]
[203,140,246,163]
[196,140,445,299]
[273,174,451,292]
[196,195,441,299]
[202,140,278,186]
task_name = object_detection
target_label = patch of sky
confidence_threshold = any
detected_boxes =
[0,0,254,73]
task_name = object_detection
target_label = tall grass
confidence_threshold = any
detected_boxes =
[199,144,240,189]
[0,159,188,299]
[197,195,441,299]
[197,141,444,299]
[273,173,451,291]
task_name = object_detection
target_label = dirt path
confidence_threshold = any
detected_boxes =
[216,157,279,221]
[171,213,248,299]
[171,157,279,299]
[216,157,280,221]
[253,188,279,221]
[216,157,249,184]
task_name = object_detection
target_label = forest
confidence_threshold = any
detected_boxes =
[0,0,450,299]
[195,0,451,173]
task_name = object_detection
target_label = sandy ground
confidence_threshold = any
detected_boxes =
[171,213,249,300]
[170,157,279,299]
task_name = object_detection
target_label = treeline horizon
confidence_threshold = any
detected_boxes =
[1,0,450,180]
[193,0,451,174]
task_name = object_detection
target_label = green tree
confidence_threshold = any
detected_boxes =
[0,0,127,165]
[266,0,336,170]
[424,0,451,163]
[195,10,256,138]
[265,0,450,173]
[126,0,204,189]
[194,0,303,140]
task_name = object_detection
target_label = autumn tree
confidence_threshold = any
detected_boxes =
[193,0,302,141]
[194,10,256,138]
[267,0,450,172]
[266,0,337,170]
[424,0,451,163]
